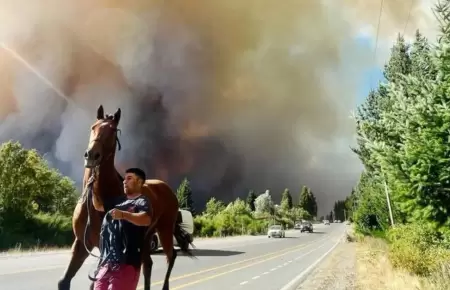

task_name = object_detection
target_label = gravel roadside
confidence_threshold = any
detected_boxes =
[296,228,356,290]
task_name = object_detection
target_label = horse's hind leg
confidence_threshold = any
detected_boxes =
[142,232,155,290]
[158,226,177,290]
[58,239,92,290]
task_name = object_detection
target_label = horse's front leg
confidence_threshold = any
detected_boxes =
[58,239,92,290]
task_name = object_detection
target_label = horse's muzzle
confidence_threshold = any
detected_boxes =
[84,157,101,168]
[84,149,102,168]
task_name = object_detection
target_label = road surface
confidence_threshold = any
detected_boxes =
[0,223,346,290]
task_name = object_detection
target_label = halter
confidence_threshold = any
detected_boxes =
[88,126,122,162]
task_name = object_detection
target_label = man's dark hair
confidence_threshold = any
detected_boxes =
[125,167,146,182]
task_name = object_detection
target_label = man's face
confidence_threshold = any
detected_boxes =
[123,173,142,194]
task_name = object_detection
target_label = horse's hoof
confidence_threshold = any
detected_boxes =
[58,279,70,290]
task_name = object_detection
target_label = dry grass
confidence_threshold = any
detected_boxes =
[355,235,450,290]
[0,244,71,255]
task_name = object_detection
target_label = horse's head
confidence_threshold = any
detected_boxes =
[84,105,122,169]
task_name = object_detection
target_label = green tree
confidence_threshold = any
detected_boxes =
[333,200,347,221]
[280,188,293,212]
[0,141,78,250]
[383,34,411,83]
[298,186,317,218]
[176,177,195,215]
[246,190,257,212]
[352,34,414,175]
[254,190,274,215]
[289,207,311,223]
[410,29,436,79]
[0,141,77,221]
[204,197,225,216]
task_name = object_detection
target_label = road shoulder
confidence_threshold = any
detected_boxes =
[295,227,356,290]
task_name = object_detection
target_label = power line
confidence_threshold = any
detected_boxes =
[370,0,385,89]
[403,0,414,35]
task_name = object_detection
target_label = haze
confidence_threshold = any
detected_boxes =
[0,0,437,215]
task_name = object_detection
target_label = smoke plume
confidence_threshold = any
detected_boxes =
[0,0,436,214]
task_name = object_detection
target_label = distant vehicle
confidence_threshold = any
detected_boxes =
[300,221,313,233]
[294,222,302,229]
[323,220,330,225]
[151,209,194,252]
[267,224,285,238]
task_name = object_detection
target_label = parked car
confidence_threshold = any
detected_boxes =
[294,222,302,230]
[267,224,285,238]
[323,219,330,225]
[300,221,313,233]
[150,209,194,252]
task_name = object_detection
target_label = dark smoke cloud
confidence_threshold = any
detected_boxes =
[0,0,435,215]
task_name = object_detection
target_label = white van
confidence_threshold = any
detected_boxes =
[150,209,194,252]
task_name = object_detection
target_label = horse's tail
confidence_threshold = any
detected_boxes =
[174,213,196,258]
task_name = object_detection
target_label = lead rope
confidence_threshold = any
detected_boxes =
[83,169,101,259]
[84,171,127,282]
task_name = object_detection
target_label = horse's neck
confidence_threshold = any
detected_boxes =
[91,158,123,201]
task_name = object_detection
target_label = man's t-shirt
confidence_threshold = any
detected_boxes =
[103,194,152,268]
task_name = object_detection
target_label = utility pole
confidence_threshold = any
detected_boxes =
[383,176,395,226]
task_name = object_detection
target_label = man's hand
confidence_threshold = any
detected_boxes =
[110,208,126,220]
[110,208,151,226]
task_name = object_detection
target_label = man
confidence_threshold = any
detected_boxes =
[92,168,152,290]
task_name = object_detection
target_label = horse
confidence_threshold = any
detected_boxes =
[57,105,195,290]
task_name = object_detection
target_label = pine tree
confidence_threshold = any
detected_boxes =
[299,186,317,218]
[246,190,257,212]
[352,35,414,174]
[383,34,412,83]
[280,188,293,212]
[176,177,195,215]
[410,30,437,79]
[309,189,318,217]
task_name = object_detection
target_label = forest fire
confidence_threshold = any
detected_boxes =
[0,0,430,211]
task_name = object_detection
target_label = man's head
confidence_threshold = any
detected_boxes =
[123,167,146,195]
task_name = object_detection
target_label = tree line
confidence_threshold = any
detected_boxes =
[349,0,450,278]
[175,179,321,237]
[0,140,325,250]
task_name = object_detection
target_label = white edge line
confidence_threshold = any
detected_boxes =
[279,234,344,290]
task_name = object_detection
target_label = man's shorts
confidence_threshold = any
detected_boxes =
[93,263,140,290]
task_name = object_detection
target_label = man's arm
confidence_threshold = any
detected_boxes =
[93,194,124,213]
[113,197,152,226]
[122,211,151,226]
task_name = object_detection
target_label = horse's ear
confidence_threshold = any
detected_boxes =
[113,108,121,124]
[97,105,104,120]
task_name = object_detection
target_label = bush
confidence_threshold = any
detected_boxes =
[0,213,74,250]
[386,223,450,276]
[193,212,270,238]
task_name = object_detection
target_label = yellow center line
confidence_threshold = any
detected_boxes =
[141,235,331,289]
[170,240,330,290]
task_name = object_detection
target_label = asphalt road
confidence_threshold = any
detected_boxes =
[0,223,346,290]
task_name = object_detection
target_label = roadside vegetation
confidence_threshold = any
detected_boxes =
[350,0,450,288]
[0,140,321,252]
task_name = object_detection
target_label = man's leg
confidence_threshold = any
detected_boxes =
[93,266,110,290]
[110,264,140,290]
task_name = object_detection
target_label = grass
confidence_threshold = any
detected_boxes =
[355,235,450,290]
[2,244,72,255]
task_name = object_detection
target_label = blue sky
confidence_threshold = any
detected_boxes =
[354,35,386,106]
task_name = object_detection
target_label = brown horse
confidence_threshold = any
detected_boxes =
[57,105,195,290]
